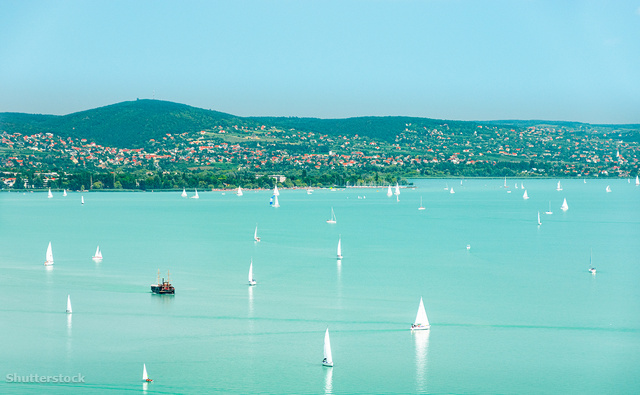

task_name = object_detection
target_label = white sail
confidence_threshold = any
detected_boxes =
[521,182,524,189]
[323,328,333,367]
[561,198,569,211]
[326,207,336,224]
[248,259,256,285]
[523,190,529,199]
[556,181,562,191]
[142,364,151,382]
[254,225,260,242]
[418,196,425,210]
[237,187,243,196]
[273,195,280,208]
[503,177,507,188]
[449,187,455,194]
[386,185,392,197]
[605,185,611,193]
[394,183,400,196]
[273,184,280,196]
[636,175,639,186]
[47,188,53,198]
[66,295,72,313]
[537,211,541,226]
[190,189,199,199]
[181,188,187,197]
[93,246,102,260]
[63,189,67,196]
[81,196,84,205]
[589,249,596,274]
[412,297,430,330]
[515,183,518,189]
[337,237,342,259]
[44,242,54,266]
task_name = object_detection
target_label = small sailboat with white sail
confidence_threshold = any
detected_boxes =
[449,187,455,194]
[66,295,72,313]
[248,259,256,286]
[636,175,639,186]
[561,198,569,211]
[326,207,337,224]
[92,246,103,261]
[44,242,54,266]
[273,184,280,196]
[545,201,553,215]
[605,185,611,193]
[307,188,313,194]
[81,196,85,205]
[191,189,199,199]
[47,188,53,198]
[322,328,333,367]
[411,297,430,330]
[418,196,425,211]
[556,181,563,191]
[63,189,67,196]
[237,187,243,196]
[523,190,529,200]
[588,249,596,275]
[142,364,152,382]
[515,183,518,189]
[254,225,260,242]
[386,185,393,197]
[336,236,342,259]
[537,211,541,226]
[394,183,401,196]
[503,177,507,188]
[272,195,280,208]
[181,188,187,197]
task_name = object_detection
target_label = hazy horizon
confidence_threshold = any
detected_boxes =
[1,1,639,124]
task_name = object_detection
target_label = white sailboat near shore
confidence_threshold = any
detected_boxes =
[44,242,54,266]
[418,196,425,210]
[254,225,260,242]
[394,183,401,196]
[322,328,333,367]
[545,201,553,215]
[411,297,430,330]
[337,237,342,259]
[63,189,67,196]
[248,259,256,286]
[386,185,392,197]
[181,188,187,197]
[272,195,280,207]
[326,207,337,224]
[605,185,611,193]
[561,198,569,211]
[273,184,280,196]
[47,188,53,198]
[191,189,199,199]
[523,190,529,200]
[237,187,243,196]
[66,295,72,313]
[449,187,455,194]
[81,196,84,205]
[556,181,563,191]
[636,175,639,186]
[92,246,103,261]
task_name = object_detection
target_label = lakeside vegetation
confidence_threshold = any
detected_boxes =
[1,100,639,190]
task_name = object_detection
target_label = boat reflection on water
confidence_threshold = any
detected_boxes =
[413,330,430,394]
[324,364,333,395]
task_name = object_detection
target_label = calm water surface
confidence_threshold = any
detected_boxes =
[0,179,639,394]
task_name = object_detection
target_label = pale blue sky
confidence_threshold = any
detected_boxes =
[1,0,639,123]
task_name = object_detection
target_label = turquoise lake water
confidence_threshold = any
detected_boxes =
[1,179,639,394]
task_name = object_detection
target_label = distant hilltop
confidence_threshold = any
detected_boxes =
[1,99,638,148]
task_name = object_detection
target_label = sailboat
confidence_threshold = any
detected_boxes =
[523,190,529,200]
[92,246,103,261]
[47,188,53,198]
[515,183,518,189]
[394,183,401,196]
[337,237,342,259]
[556,181,563,191]
[322,328,334,367]
[191,189,199,199]
[81,196,84,205]
[142,364,152,382]
[181,188,187,197]
[386,185,392,197]
[411,297,430,330]
[588,250,596,274]
[248,259,256,286]
[418,196,425,210]
[272,195,280,208]
[63,189,67,196]
[636,175,639,186]
[254,225,260,242]
[503,177,507,188]
[561,198,569,211]
[307,188,313,194]
[326,207,336,224]
[537,211,541,226]
[273,184,280,196]
[44,242,54,266]
[521,182,524,189]
[66,295,72,313]
[449,187,455,194]
[237,187,243,196]
[605,185,611,193]
[545,201,553,215]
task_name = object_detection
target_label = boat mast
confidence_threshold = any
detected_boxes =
[157,269,160,285]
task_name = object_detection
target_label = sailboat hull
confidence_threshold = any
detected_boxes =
[322,362,334,367]
[411,324,430,331]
